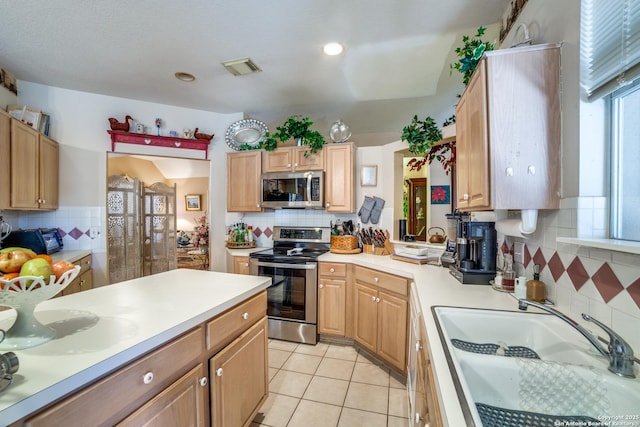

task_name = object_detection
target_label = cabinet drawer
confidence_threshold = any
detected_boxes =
[207,291,267,354]
[76,254,92,270]
[354,266,408,296]
[25,327,204,427]
[319,262,346,278]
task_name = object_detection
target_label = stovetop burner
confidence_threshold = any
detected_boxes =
[250,226,331,263]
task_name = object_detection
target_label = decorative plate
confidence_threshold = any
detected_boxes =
[225,119,268,150]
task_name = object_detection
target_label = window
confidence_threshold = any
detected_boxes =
[610,79,640,241]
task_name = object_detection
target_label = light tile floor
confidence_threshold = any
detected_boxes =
[253,340,409,427]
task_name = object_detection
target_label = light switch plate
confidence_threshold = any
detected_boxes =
[514,241,525,264]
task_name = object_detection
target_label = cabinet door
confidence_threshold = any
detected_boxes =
[39,135,59,209]
[318,278,346,336]
[210,317,268,427]
[456,60,490,210]
[227,151,262,212]
[324,143,355,213]
[421,319,442,427]
[116,364,207,427]
[353,283,378,353]
[292,146,324,171]
[10,120,40,209]
[0,112,10,209]
[262,149,293,172]
[377,291,408,372]
[233,256,251,275]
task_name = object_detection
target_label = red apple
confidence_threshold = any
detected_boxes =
[19,258,54,280]
[0,250,34,273]
[51,260,76,280]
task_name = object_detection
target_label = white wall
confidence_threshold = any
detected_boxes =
[16,82,243,283]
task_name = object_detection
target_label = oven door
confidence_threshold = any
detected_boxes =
[249,259,317,324]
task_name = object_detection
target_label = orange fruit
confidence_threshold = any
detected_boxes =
[34,254,53,264]
[0,272,19,290]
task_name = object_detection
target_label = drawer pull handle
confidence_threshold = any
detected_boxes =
[319,284,323,289]
[371,296,376,302]
[329,268,335,273]
[143,372,154,384]
[375,297,380,303]
[242,312,249,320]
[199,377,208,387]
[416,340,423,352]
[374,277,379,283]
[216,368,223,377]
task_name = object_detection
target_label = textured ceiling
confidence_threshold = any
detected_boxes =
[0,0,508,147]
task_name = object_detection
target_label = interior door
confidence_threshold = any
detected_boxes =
[407,178,428,241]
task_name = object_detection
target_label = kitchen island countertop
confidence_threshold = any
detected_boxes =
[318,252,520,427]
[0,268,271,425]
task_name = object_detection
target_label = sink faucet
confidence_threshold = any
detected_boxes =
[518,299,636,378]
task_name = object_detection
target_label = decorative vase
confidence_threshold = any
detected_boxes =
[296,137,304,147]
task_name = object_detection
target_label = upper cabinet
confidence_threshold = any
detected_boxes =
[455,43,561,211]
[324,143,356,213]
[0,110,59,211]
[262,146,324,172]
[227,151,262,212]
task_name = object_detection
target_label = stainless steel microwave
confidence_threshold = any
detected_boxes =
[261,171,324,209]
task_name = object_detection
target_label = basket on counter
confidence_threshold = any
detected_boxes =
[226,240,256,249]
[330,235,361,254]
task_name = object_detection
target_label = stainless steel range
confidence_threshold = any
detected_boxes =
[249,226,331,344]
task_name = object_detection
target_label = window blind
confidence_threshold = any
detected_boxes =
[581,0,640,99]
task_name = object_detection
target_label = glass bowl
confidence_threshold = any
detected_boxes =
[0,266,81,350]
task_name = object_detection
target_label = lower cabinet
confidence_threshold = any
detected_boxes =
[62,254,93,296]
[352,266,408,373]
[116,364,207,427]
[318,262,348,336]
[210,317,268,427]
[19,291,268,427]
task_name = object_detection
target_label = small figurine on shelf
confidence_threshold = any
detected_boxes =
[155,118,162,136]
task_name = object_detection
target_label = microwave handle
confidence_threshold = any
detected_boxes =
[307,174,312,201]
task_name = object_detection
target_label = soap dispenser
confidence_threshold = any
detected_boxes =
[526,264,546,302]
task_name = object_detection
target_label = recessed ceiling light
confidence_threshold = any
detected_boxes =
[175,72,196,82]
[323,42,344,56]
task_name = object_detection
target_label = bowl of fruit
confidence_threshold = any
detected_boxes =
[0,247,80,350]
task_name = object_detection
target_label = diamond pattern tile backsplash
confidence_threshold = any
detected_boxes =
[500,205,640,351]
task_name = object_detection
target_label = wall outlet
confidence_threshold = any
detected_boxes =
[514,241,525,265]
[90,226,99,239]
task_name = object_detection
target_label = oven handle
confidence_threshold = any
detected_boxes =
[250,259,317,270]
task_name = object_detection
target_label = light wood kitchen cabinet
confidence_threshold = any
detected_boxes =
[0,112,59,210]
[233,256,251,275]
[318,262,348,336]
[352,266,408,373]
[116,363,207,427]
[210,317,268,427]
[324,143,355,213]
[262,146,324,172]
[227,151,262,212]
[455,43,561,211]
[62,254,93,296]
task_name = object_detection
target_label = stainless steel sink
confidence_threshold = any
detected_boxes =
[433,306,640,426]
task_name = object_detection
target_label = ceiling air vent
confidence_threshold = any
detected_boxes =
[222,57,262,76]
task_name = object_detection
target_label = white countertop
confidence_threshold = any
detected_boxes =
[226,247,268,257]
[50,249,92,264]
[318,252,520,427]
[0,269,271,425]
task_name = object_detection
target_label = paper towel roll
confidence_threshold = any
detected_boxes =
[495,219,532,239]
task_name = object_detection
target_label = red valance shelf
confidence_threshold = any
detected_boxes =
[108,130,211,159]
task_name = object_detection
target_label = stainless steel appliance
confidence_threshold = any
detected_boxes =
[449,218,497,285]
[249,226,331,344]
[2,228,63,254]
[261,171,324,209]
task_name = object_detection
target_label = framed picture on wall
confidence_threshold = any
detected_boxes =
[361,165,377,187]
[185,194,201,211]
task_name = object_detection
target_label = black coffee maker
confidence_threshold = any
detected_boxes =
[449,218,497,285]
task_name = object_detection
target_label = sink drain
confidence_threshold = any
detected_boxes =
[451,339,540,359]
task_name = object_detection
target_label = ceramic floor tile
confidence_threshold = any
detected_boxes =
[390,372,406,389]
[287,399,342,427]
[254,392,299,427]
[294,341,329,357]
[344,382,389,414]
[337,407,387,427]
[388,387,409,418]
[315,357,356,381]
[268,348,291,369]
[268,367,279,381]
[269,340,299,352]
[281,353,323,375]
[356,352,375,364]
[350,362,390,387]
[269,370,313,398]
[388,415,410,427]
[325,344,359,361]
[303,376,349,406]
